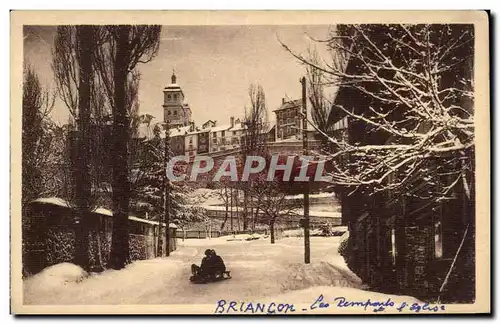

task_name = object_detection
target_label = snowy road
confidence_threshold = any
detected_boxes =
[24,236,363,305]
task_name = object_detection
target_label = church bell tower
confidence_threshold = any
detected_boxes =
[163,71,189,127]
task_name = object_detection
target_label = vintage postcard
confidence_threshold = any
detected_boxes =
[10,10,490,315]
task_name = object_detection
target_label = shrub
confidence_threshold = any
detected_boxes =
[338,236,349,259]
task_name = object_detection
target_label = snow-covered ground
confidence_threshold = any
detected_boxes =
[23,236,417,306]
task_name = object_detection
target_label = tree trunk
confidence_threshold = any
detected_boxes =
[73,25,93,271]
[157,218,164,257]
[109,26,131,270]
[220,207,229,232]
[94,219,104,272]
[164,121,171,257]
[230,187,234,232]
[270,218,275,244]
[243,189,249,230]
[234,189,239,231]
[254,206,259,232]
[227,189,231,232]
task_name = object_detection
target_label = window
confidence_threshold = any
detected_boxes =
[174,110,178,116]
[168,111,171,116]
[167,94,171,100]
[212,132,216,138]
[189,138,193,144]
[174,94,178,100]
[435,222,443,259]
[221,131,225,137]
[391,228,397,266]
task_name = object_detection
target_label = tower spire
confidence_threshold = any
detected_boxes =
[171,69,176,84]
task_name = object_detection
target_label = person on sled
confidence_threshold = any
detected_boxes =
[191,249,226,281]
[209,249,226,278]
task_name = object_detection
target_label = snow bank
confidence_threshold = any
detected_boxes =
[283,229,304,237]
[277,261,362,293]
[24,258,185,305]
[24,263,88,293]
[224,233,266,241]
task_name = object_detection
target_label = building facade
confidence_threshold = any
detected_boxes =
[196,130,210,154]
[184,123,198,158]
[274,98,303,141]
[169,125,190,156]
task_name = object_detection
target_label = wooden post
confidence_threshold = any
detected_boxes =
[301,76,310,264]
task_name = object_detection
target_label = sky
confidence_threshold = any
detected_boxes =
[23,25,333,126]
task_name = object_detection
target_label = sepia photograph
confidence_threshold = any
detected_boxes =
[10,10,490,315]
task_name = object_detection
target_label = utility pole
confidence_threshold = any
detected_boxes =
[164,120,171,257]
[301,76,311,264]
[230,187,234,233]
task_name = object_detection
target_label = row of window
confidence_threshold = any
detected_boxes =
[167,93,179,101]
[212,130,240,138]
[276,108,298,119]
[389,221,444,267]
[278,125,299,138]
[279,118,300,127]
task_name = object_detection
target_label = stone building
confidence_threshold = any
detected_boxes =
[163,72,192,128]
[273,98,302,141]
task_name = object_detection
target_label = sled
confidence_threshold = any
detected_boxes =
[190,271,231,284]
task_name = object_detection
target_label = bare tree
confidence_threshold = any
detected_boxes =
[51,25,98,270]
[52,26,113,209]
[93,25,161,269]
[250,177,300,244]
[305,47,339,152]
[241,84,269,230]
[22,66,55,206]
[215,182,232,232]
[281,24,474,208]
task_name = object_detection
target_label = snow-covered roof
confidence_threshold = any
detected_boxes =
[93,207,113,216]
[274,99,301,112]
[29,197,177,228]
[229,122,246,132]
[164,125,190,138]
[210,124,232,133]
[186,128,209,135]
[129,216,178,228]
[31,197,70,208]
[163,84,182,91]
[210,121,247,133]
[94,207,177,228]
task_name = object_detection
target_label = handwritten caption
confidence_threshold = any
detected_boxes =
[214,295,446,314]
